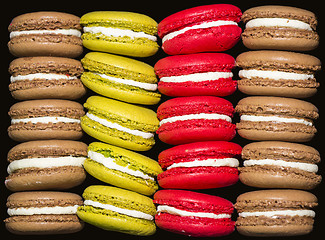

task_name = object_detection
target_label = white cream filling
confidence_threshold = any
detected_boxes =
[10,29,82,38]
[86,113,154,139]
[83,199,154,220]
[162,20,237,43]
[11,116,80,124]
[167,158,239,170]
[83,26,157,41]
[7,156,86,174]
[95,73,157,91]
[246,18,312,30]
[87,150,154,181]
[159,71,233,83]
[238,209,315,218]
[160,113,232,126]
[157,205,231,219]
[244,159,318,173]
[240,114,313,126]
[239,69,314,81]
[8,205,79,216]
[11,73,78,83]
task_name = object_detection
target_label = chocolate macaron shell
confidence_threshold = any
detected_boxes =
[235,189,317,237]
[8,11,83,57]
[6,140,87,191]
[236,50,321,98]
[235,96,318,142]
[239,141,321,190]
[5,191,84,235]
[8,99,84,142]
[9,57,86,100]
[241,6,319,51]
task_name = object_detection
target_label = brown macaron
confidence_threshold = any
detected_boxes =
[6,140,88,191]
[235,96,318,142]
[8,99,85,142]
[5,191,84,235]
[236,50,321,98]
[241,5,319,51]
[235,189,318,237]
[239,141,321,190]
[8,57,86,100]
[8,11,83,57]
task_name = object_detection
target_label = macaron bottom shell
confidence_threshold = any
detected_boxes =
[80,116,155,151]
[81,72,160,105]
[158,166,239,189]
[83,159,158,196]
[82,36,159,57]
[77,206,156,236]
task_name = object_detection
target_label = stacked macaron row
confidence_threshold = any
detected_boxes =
[6,12,87,235]
[74,11,164,236]
[234,5,321,237]
[153,4,243,237]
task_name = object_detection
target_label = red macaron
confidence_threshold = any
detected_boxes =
[154,53,237,97]
[157,141,241,189]
[156,96,236,145]
[153,189,235,237]
[158,4,242,55]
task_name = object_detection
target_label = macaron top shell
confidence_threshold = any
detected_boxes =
[7,191,83,208]
[80,11,157,35]
[154,53,235,77]
[9,56,84,76]
[158,4,242,38]
[235,96,318,120]
[236,50,321,71]
[82,52,157,83]
[82,185,156,215]
[158,141,241,169]
[154,189,234,213]
[84,96,159,130]
[157,96,234,120]
[9,99,84,118]
[236,189,317,204]
[241,141,320,164]
[7,140,87,162]
[8,11,81,31]
[241,5,317,29]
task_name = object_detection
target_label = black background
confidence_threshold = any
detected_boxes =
[0,0,324,239]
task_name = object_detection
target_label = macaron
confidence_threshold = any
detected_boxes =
[153,189,235,237]
[8,99,84,142]
[80,11,159,57]
[5,191,84,235]
[77,185,157,236]
[236,50,321,98]
[235,96,318,142]
[9,56,86,100]
[239,141,322,190]
[157,96,236,145]
[235,189,318,237]
[81,96,159,151]
[158,4,242,55]
[8,11,83,57]
[154,53,237,97]
[241,5,319,51]
[81,52,160,105]
[84,142,162,196]
[157,141,242,189]
[6,140,87,192]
